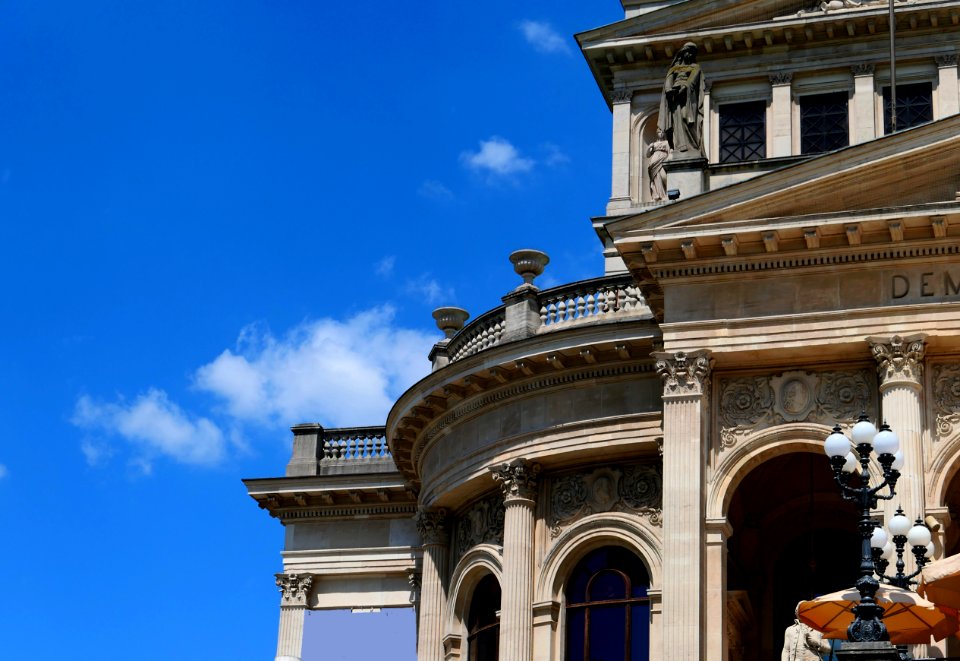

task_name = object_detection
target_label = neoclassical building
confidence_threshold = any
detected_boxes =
[245,0,960,659]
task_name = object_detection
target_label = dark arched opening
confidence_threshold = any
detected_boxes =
[467,573,501,661]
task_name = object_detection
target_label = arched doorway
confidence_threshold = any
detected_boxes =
[466,573,501,661]
[726,451,859,660]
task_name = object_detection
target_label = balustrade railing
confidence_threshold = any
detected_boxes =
[321,426,390,461]
[538,275,643,329]
[447,307,506,362]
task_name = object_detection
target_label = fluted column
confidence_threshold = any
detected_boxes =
[705,518,732,661]
[868,334,927,527]
[415,508,450,661]
[654,350,713,661]
[275,573,314,661]
[491,458,540,661]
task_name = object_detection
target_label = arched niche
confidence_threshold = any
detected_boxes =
[631,107,661,204]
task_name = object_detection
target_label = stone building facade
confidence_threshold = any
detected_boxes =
[245,0,960,659]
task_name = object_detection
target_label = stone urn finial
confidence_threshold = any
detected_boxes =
[432,307,470,339]
[509,249,549,288]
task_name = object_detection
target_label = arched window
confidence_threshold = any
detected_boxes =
[467,573,501,661]
[565,546,650,661]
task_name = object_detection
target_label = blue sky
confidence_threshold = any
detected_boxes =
[0,1,622,658]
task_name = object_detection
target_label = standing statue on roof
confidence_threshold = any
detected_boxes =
[658,42,705,158]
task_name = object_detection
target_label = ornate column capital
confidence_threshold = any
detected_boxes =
[611,89,633,105]
[768,71,793,85]
[936,53,959,67]
[653,350,713,397]
[868,334,927,386]
[851,63,875,76]
[491,458,541,502]
[275,572,314,607]
[414,507,449,546]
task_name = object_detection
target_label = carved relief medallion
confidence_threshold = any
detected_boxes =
[771,372,818,422]
[933,364,960,439]
[548,463,663,537]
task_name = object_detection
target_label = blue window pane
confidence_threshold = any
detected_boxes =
[567,608,586,661]
[588,604,627,660]
[630,604,650,660]
[588,570,627,601]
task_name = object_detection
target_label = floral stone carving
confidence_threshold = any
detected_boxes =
[870,335,926,384]
[490,458,541,501]
[453,495,505,559]
[654,350,713,396]
[548,463,663,537]
[933,364,960,438]
[414,508,449,545]
[276,573,314,607]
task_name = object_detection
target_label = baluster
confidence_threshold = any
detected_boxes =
[539,304,548,325]
[576,293,585,318]
[557,299,567,323]
[586,293,596,317]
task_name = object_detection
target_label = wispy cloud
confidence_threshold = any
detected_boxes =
[194,307,435,427]
[73,389,226,469]
[542,143,570,166]
[518,20,571,55]
[418,179,455,201]
[461,137,535,177]
[403,275,453,305]
[375,256,396,277]
[0,463,7,480]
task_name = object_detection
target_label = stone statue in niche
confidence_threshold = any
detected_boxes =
[658,42,705,158]
[646,128,670,202]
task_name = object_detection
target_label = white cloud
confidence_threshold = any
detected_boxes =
[542,143,570,166]
[194,307,435,427]
[461,137,535,176]
[0,463,7,479]
[418,179,454,200]
[375,256,396,277]
[73,389,226,466]
[404,275,453,305]
[518,20,571,55]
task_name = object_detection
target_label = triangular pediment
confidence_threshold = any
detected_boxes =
[607,114,960,240]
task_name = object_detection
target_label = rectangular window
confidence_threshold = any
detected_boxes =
[719,100,766,163]
[800,92,849,154]
[883,82,933,133]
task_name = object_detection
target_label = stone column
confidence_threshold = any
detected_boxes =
[936,53,960,118]
[851,64,876,143]
[608,88,633,213]
[769,72,793,156]
[705,518,732,661]
[491,458,541,661]
[868,335,927,527]
[275,573,314,661]
[415,508,450,661]
[702,80,713,163]
[653,350,713,661]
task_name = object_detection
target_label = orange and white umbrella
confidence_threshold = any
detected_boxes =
[798,584,959,645]
[919,553,960,611]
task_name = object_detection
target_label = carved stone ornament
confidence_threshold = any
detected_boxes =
[654,350,712,397]
[718,369,874,450]
[406,568,421,604]
[548,463,663,537]
[490,458,541,501]
[869,335,926,384]
[276,573,314,607]
[768,71,793,85]
[611,89,633,104]
[414,508,449,545]
[851,63,875,76]
[936,53,959,67]
[933,364,960,439]
[453,495,505,559]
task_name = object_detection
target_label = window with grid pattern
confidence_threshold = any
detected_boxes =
[719,100,766,163]
[800,92,849,154]
[883,82,933,133]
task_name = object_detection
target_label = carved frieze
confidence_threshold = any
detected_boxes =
[717,369,875,449]
[453,495,505,559]
[654,350,713,397]
[491,458,541,501]
[933,364,960,439]
[547,463,663,537]
[276,573,314,607]
[414,508,450,546]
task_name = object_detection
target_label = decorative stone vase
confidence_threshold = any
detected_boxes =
[508,249,550,287]
[432,307,470,339]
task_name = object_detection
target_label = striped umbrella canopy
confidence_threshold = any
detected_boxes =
[919,553,960,611]
[798,584,959,645]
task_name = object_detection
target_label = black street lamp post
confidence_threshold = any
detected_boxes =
[824,414,904,642]
[871,508,933,589]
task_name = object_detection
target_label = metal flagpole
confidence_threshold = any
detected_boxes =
[889,0,897,132]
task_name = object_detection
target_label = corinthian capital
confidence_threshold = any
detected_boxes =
[491,458,541,501]
[276,573,314,607]
[653,350,713,397]
[611,89,633,104]
[868,334,926,385]
[414,508,449,545]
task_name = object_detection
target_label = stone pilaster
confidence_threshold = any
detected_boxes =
[653,350,713,661]
[935,53,959,118]
[491,458,541,661]
[868,334,927,527]
[705,518,732,661]
[768,72,793,156]
[851,63,876,143]
[608,88,634,213]
[415,508,450,661]
[275,573,314,661]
